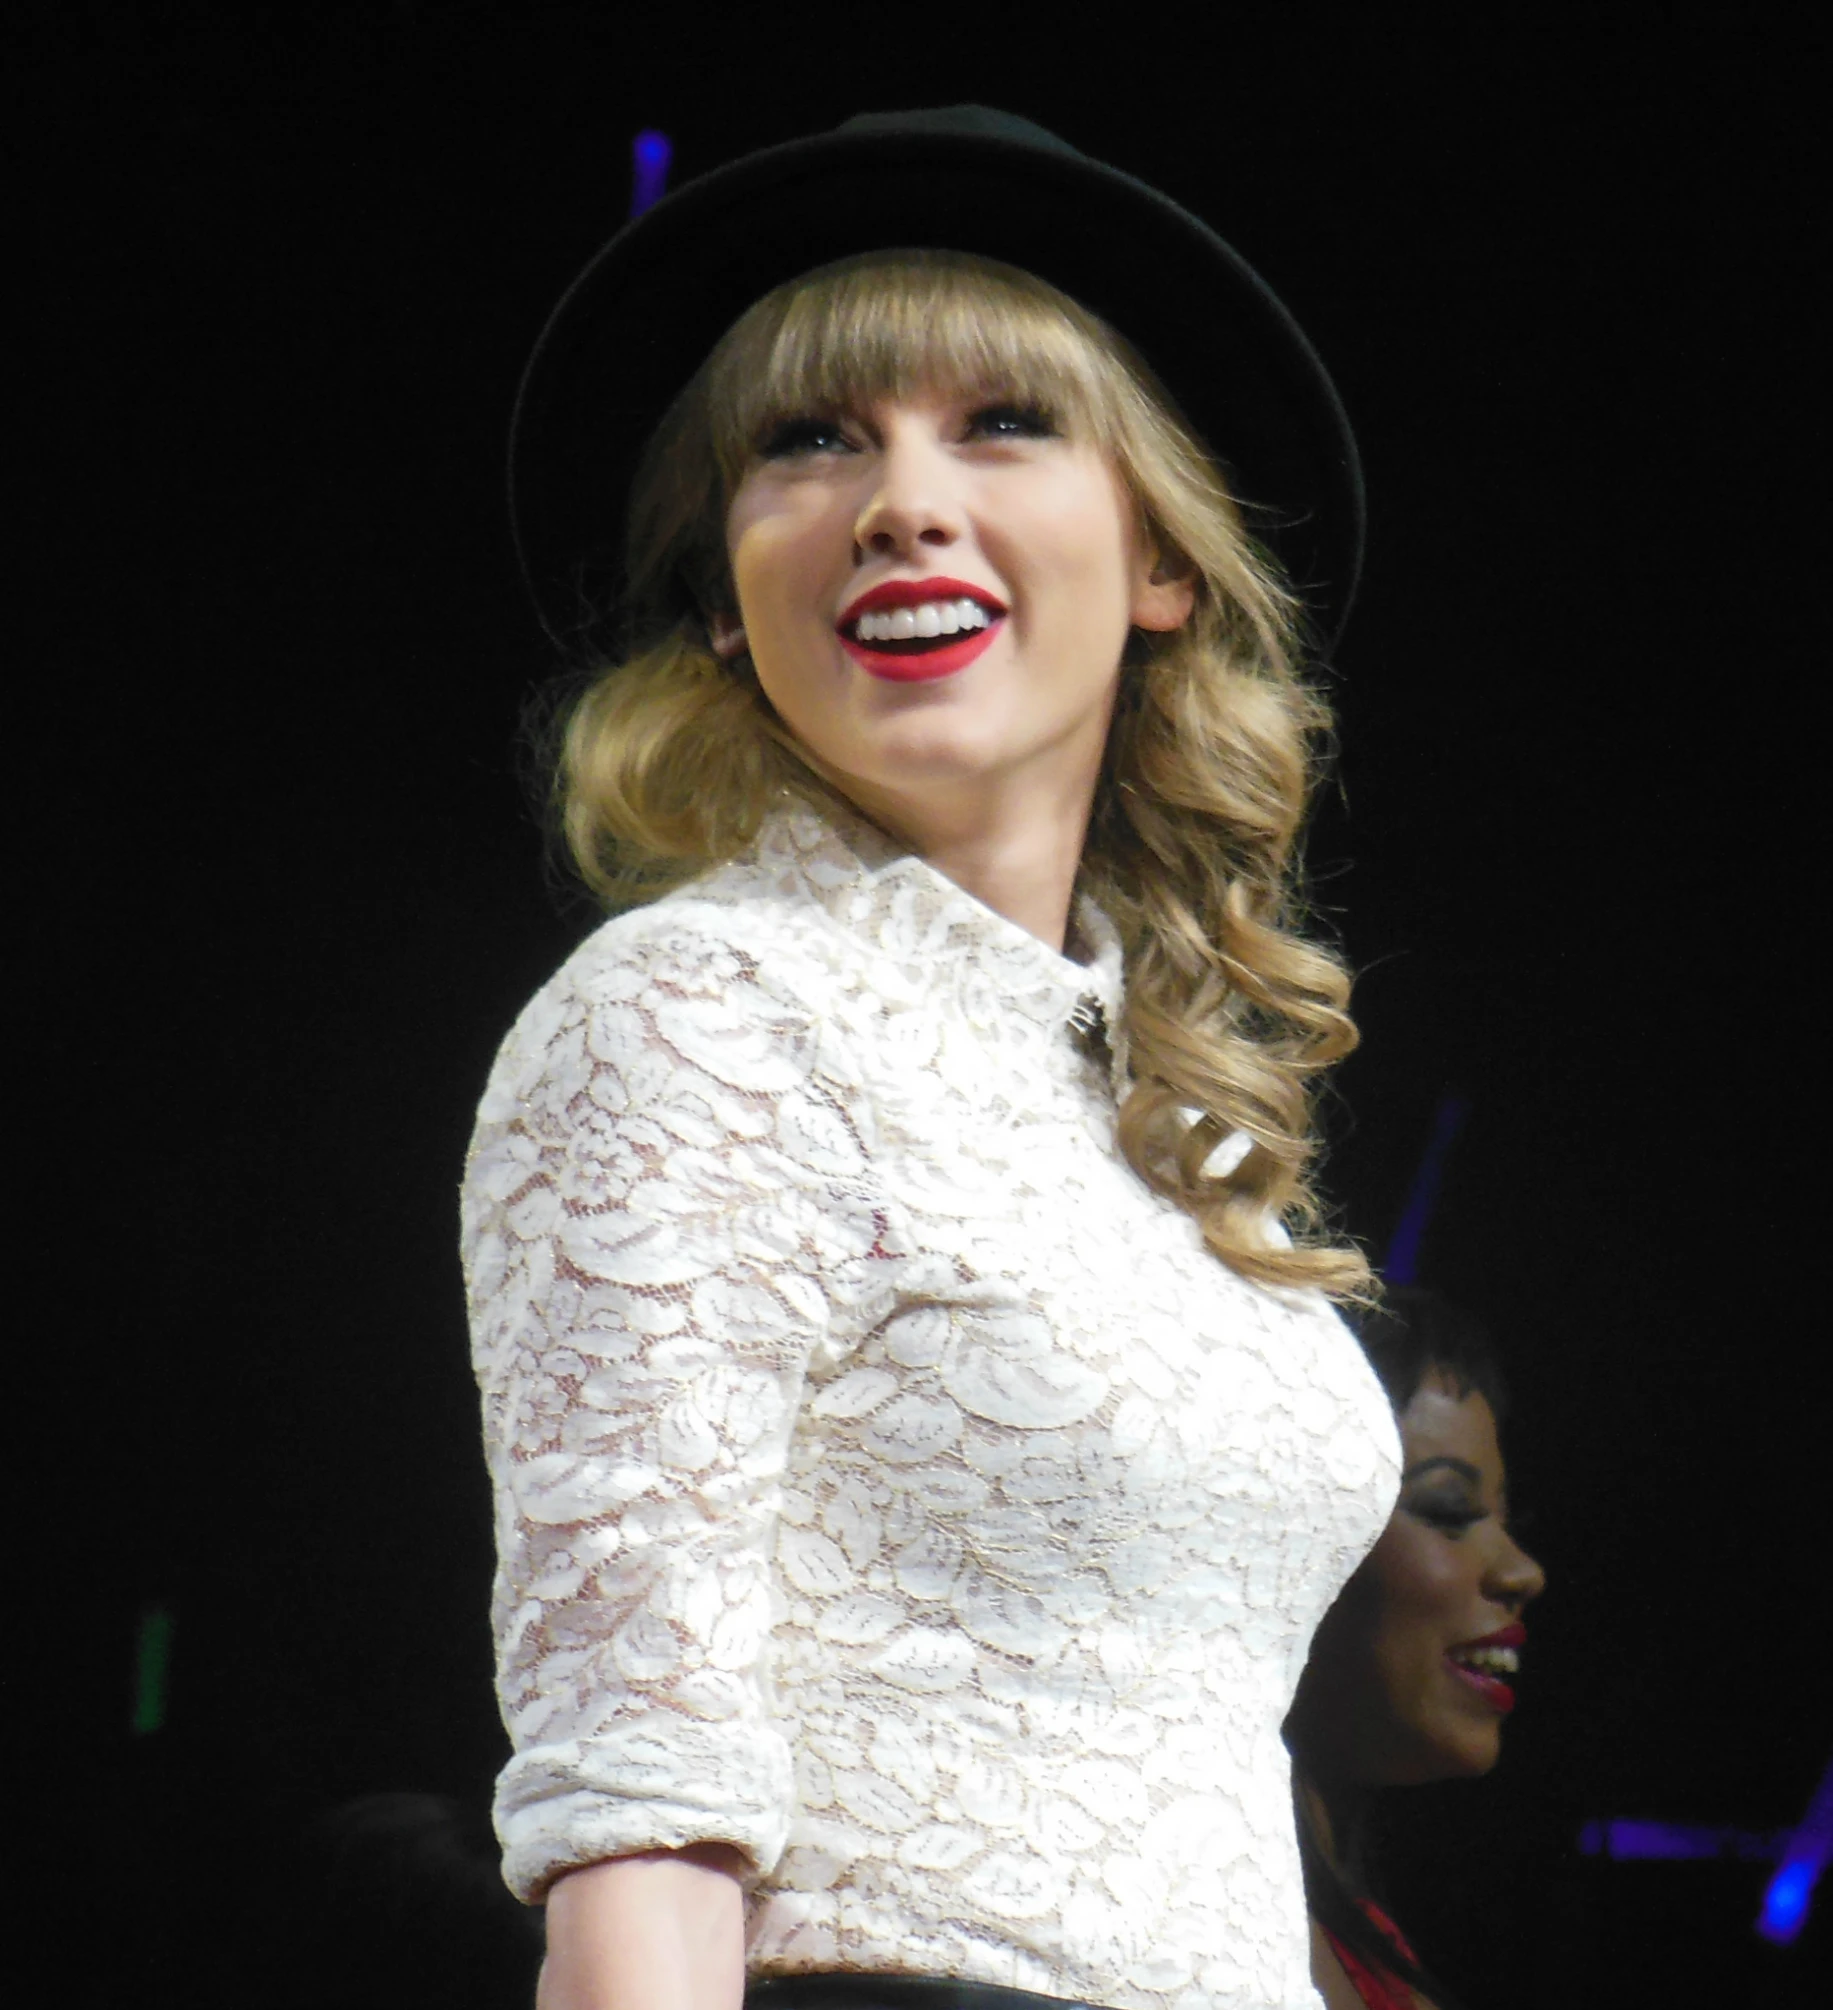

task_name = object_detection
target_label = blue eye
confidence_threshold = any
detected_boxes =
[755,403,1059,460]
[970,403,1058,439]
[757,417,851,459]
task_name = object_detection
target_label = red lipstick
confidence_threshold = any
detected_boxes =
[1445,1621,1526,1714]
[835,575,1008,684]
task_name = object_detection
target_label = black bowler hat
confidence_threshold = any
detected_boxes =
[509,105,1366,655]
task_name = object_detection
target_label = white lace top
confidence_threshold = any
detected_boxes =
[461,800,1400,2009]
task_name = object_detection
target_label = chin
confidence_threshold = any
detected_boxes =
[1437,1730,1504,1780]
[1375,1724,1503,1788]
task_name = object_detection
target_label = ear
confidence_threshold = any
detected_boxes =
[1131,553,1196,634]
[707,610,748,660]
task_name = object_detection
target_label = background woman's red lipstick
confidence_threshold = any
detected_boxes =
[1447,1659,1517,1712]
[840,619,1002,682]
[1446,1621,1523,1711]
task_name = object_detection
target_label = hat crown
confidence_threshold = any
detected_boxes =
[831,105,1084,159]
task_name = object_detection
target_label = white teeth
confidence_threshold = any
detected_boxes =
[854,597,993,643]
[1452,1646,1520,1675]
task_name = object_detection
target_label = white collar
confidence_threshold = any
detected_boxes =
[740,798,1128,1078]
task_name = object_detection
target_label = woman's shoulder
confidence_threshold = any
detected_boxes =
[576,863,848,1015]
[1319,1902,1427,2010]
[475,873,840,1121]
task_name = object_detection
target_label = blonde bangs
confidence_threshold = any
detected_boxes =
[702,249,1125,490]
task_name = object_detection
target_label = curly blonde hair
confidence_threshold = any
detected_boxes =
[545,248,1371,1302]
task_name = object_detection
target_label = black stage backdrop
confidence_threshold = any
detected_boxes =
[18,7,1823,2006]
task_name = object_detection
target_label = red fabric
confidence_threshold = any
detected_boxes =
[1323,1898,1421,2010]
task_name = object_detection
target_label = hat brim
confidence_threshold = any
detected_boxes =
[509,125,1364,655]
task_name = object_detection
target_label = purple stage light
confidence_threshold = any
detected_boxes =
[1576,1819,1788,1863]
[1383,1092,1468,1285]
[631,130,672,219]
[1574,1770,1831,1950]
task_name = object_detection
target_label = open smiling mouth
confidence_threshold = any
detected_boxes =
[837,592,1007,682]
[1445,1627,1524,1712]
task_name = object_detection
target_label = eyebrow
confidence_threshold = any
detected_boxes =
[1402,1457,1483,1486]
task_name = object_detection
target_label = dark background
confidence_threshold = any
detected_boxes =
[20,5,1822,2005]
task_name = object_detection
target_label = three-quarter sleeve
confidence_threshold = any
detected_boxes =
[461,923,881,1902]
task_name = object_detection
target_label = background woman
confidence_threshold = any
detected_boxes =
[464,105,1401,2010]
[1284,1287,1547,2010]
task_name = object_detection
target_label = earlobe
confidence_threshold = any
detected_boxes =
[1133,569,1197,634]
[708,610,748,660]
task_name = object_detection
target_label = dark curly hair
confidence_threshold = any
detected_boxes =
[1350,1283,1508,1428]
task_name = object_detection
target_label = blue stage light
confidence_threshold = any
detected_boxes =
[1756,1755,1832,1945]
[1575,1769,1830,1950]
[631,130,673,219]
[1760,1860,1813,1942]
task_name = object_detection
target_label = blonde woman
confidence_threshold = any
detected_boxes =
[463,106,1402,2010]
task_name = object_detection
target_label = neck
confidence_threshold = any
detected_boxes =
[915,809,1088,954]
[822,743,1105,957]
[1300,1769,1372,1887]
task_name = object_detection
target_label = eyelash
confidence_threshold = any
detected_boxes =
[1411,1502,1536,1543]
[757,403,1059,459]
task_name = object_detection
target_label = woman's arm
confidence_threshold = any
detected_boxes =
[465,937,857,1907]
[539,1844,748,2010]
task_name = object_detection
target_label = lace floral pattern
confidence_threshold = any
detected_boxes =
[462,802,1400,2009]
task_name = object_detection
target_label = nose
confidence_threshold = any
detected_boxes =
[852,425,963,562]
[1486,1527,1547,1610]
